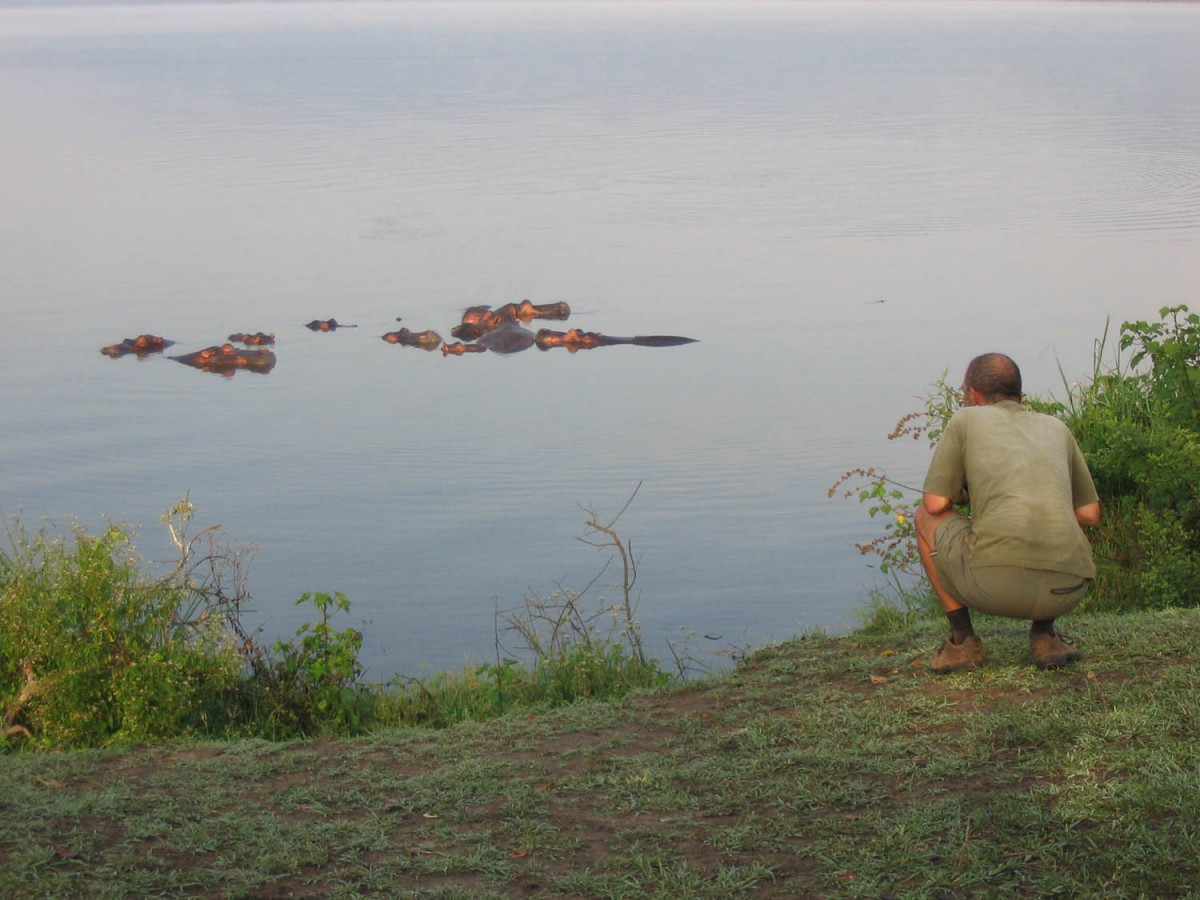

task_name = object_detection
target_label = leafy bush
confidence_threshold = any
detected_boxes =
[0,501,382,748]
[240,591,374,739]
[1060,307,1200,610]
[0,517,242,747]
[1120,304,1200,427]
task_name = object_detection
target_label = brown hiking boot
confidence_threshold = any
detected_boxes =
[1030,632,1082,669]
[930,634,983,673]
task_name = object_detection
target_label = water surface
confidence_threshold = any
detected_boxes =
[2,0,1198,676]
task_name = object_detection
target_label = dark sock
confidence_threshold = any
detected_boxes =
[946,608,975,643]
[1030,618,1055,637]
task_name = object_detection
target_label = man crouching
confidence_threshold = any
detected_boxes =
[915,353,1101,672]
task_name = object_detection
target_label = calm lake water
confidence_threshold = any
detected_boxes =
[2,0,1199,678]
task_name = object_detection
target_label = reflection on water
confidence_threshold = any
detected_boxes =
[2,1,1199,676]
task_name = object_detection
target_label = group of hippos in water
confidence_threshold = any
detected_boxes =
[99,300,698,375]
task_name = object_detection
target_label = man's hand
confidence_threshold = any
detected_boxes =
[922,493,957,516]
[1075,501,1101,527]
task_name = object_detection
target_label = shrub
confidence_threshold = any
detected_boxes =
[240,591,375,739]
[0,502,375,748]
[0,517,242,747]
[1119,304,1200,427]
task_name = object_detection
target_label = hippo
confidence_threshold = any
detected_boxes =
[535,328,699,352]
[441,341,487,356]
[457,305,496,327]
[476,321,537,354]
[228,332,275,345]
[497,299,571,322]
[305,319,356,331]
[451,306,511,340]
[100,334,174,358]
[171,343,277,375]
[449,300,571,340]
[449,321,485,341]
[382,327,442,350]
[534,328,602,352]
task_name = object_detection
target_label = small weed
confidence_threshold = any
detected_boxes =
[248,590,372,738]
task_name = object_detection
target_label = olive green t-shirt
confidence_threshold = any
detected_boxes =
[923,400,1099,578]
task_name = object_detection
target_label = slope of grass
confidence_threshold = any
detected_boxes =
[3,608,1198,897]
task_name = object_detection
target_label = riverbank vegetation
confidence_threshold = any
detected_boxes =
[2,491,669,749]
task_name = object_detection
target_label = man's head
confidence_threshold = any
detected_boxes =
[962,353,1021,406]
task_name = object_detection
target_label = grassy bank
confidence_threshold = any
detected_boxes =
[3,607,1197,897]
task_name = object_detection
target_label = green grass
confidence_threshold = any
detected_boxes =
[3,608,1199,897]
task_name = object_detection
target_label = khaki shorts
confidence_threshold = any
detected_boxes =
[933,514,1092,620]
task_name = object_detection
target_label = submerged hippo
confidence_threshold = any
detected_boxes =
[228,332,275,345]
[441,341,487,356]
[305,319,356,332]
[535,328,699,352]
[442,322,538,356]
[477,322,537,354]
[450,306,510,340]
[382,327,442,350]
[449,300,572,340]
[172,343,277,375]
[100,334,174,358]
[497,299,571,321]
